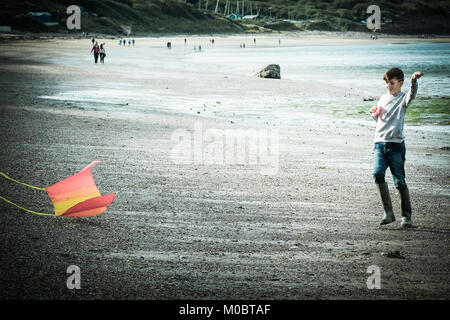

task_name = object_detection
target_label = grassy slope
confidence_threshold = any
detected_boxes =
[0,0,245,34]
[250,0,450,34]
[0,0,449,34]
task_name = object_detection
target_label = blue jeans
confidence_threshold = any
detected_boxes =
[373,141,407,190]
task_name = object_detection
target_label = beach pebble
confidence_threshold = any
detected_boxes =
[381,250,405,259]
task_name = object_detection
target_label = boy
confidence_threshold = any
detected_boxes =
[370,68,423,227]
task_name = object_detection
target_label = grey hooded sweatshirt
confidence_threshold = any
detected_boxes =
[373,81,418,143]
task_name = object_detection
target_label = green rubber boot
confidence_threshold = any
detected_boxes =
[377,182,395,225]
[399,187,413,228]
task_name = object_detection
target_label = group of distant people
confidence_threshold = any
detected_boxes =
[119,38,135,46]
[89,37,138,64]
[239,38,258,48]
[88,36,269,63]
[90,38,106,64]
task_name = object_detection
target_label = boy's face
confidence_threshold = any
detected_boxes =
[385,77,403,95]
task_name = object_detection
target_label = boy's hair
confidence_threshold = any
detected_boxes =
[384,68,404,82]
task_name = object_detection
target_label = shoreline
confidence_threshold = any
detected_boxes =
[3,34,445,128]
[2,30,450,43]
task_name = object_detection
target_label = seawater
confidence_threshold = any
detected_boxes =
[185,41,450,97]
[41,41,450,125]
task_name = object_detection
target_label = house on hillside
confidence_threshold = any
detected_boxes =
[228,13,241,20]
[27,12,52,22]
[27,11,59,26]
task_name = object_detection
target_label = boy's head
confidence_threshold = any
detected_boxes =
[383,68,404,95]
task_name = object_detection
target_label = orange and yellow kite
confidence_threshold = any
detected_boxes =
[0,161,116,217]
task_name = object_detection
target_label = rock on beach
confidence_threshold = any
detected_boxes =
[255,64,280,79]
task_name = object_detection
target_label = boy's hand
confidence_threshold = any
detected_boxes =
[370,106,381,117]
[411,71,424,82]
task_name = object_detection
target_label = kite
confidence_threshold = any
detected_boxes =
[0,161,116,217]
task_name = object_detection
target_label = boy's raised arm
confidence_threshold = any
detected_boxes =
[412,71,424,83]
[404,71,423,108]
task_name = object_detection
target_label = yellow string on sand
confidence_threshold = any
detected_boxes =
[0,171,52,216]
[0,195,54,216]
[0,171,45,191]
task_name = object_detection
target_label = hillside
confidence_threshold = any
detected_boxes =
[0,0,245,35]
[249,0,450,34]
[0,0,449,35]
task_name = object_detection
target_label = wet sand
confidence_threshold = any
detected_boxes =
[0,34,449,300]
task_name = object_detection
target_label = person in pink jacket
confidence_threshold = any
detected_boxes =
[90,41,100,64]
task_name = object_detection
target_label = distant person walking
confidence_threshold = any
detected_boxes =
[132,39,135,46]
[90,41,100,64]
[99,44,106,64]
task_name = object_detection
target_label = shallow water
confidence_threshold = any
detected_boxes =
[184,42,450,96]
[41,40,450,125]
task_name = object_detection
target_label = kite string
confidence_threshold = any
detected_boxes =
[0,195,53,216]
[0,171,52,216]
[0,171,45,191]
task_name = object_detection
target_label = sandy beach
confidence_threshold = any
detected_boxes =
[0,33,449,300]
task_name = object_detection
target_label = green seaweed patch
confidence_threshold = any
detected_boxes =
[405,97,450,125]
[335,97,450,125]
[293,97,449,126]
[330,103,373,120]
